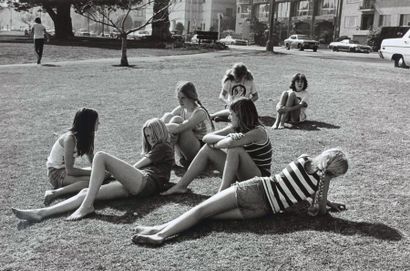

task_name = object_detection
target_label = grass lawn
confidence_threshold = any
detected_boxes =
[1,45,409,270]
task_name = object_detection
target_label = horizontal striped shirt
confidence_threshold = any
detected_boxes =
[261,155,320,213]
[243,128,272,176]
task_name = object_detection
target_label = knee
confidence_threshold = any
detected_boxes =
[94,151,109,162]
[78,188,88,196]
[170,116,183,124]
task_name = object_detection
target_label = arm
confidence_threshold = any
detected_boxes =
[278,101,307,113]
[167,108,207,134]
[161,106,181,122]
[218,81,230,104]
[202,125,234,144]
[63,135,92,176]
[213,127,266,149]
[133,156,152,169]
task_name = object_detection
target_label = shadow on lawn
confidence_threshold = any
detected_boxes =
[163,204,403,246]
[41,64,60,67]
[259,116,340,131]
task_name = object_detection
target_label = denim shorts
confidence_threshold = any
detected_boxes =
[234,177,272,219]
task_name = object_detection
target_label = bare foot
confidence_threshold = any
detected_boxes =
[134,225,165,235]
[12,208,43,222]
[160,185,188,196]
[277,124,285,129]
[132,234,164,246]
[44,190,56,205]
[66,206,94,221]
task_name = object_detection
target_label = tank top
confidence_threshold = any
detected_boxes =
[178,107,212,140]
[243,127,272,177]
[260,155,321,213]
[46,133,77,169]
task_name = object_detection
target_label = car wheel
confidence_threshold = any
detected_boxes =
[332,47,338,52]
[286,43,290,50]
[298,44,304,51]
[350,48,356,53]
[313,47,318,52]
[394,56,409,69]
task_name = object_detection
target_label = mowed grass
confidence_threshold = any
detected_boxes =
[0,45,409,271]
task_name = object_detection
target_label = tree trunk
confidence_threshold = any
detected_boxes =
[120,35,129,66]
[152,0,171,40]
[44,3,73,40]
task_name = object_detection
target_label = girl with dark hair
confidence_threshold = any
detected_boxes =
[161,81,213,167]
[211,62,258,122]
[12,118,174,221]
[162,98,272,195]
[44,108,102,204]
[133,148,348,246]
[273,73,309,129]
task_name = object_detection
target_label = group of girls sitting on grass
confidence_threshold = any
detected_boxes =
[12,70,348,246]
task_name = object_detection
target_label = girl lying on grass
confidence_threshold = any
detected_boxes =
[161,97,272,195]
[272,73,309,129]
[44,108,106,205]
[161,81,214,168]
[12,118,174,221]
[132,148,349,246]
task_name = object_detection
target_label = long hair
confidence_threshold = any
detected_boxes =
[316,148,349,177]
[175,81,215,130]
[69,108,99,156]
[289,73,308,91]
[141,118,169,154]
[229,97,261,133]
[223,62,254,83]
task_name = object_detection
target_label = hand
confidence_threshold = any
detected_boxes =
[327,201,346,212]
[277,106,288,113]
[227,133,244,140]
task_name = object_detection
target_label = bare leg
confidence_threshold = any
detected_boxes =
[44,176,90,205]
[281,91,298,127]
[218,147,261,192]
[12,181,129,222]
[161,145,226,195]
[273,91,289,129]
[132,186,238,245]
[177,129,202,161]
[67,152,146,220]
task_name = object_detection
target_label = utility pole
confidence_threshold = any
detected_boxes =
[266,0,276,52]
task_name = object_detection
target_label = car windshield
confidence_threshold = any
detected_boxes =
[298,35,310,39]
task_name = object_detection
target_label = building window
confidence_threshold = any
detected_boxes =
[319,0,336,15]
[400,14,410,26]
[361,14,374,30]
[379,15,391,27]
[240,4,251,14]
[344,16,358,28]
[276,2,290,19]
[296,0,311,17]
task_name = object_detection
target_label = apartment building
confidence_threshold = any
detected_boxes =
[340,0,410,43]
[146,0,236,34]
[236,0,342,42]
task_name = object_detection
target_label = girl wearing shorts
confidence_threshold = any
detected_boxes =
[132,148,348,246]
[12,118,174,221]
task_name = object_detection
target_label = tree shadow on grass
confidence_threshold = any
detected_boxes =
[112,65,140,69]
[41,64,60,67]
[160,203,403,246]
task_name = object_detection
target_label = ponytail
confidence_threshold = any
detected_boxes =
[196,99,215,130]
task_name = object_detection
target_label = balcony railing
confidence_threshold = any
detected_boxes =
[359,0,375,10]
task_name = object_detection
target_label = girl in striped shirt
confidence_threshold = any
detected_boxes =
[162,97,272,195]
[132,148,348,246]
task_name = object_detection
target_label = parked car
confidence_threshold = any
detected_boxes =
[218,35,248,46]
[128,30,150,40]
[379,29,410,68]
[329,39,372,53]
[77,29,90,37]
[284,34,319,51]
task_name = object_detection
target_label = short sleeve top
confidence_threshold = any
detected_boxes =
[141,142,174,189]
[32,23,46,39]
[223,79,256,104]
[173,107,212,140]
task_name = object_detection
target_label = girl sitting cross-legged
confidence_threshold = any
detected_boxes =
[12,118,174,222]
[161,97,272,195]
[132,148,349,246]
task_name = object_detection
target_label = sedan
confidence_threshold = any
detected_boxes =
[284,34,319,51]
[218,35,248,46]
[329,39,372,53]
